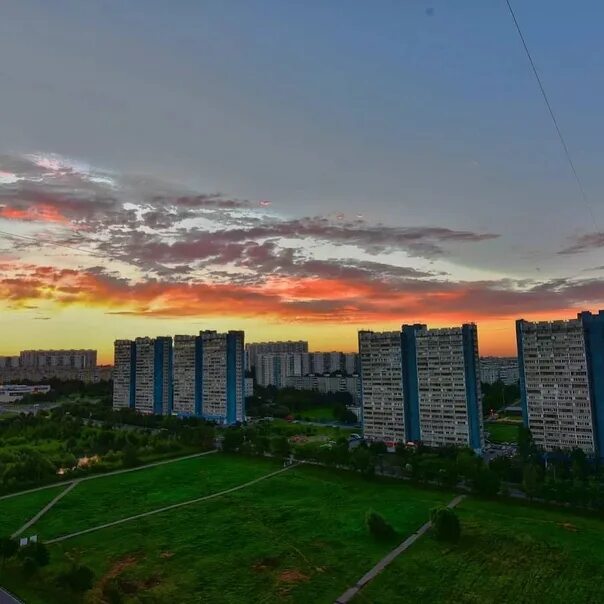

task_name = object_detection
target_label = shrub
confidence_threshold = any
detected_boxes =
[366,510,397,541]
[430,507,461,543]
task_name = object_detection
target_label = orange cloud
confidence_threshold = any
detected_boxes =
[0,204,71,224]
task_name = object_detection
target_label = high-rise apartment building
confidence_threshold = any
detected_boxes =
[359,324,483,450]
[516,311,604,456]
[113,340,136,409]
[134,337,172,415]
[358,331,406,444]
[113,331,243,423]
[172,335,200,416]
[200,330,244,424]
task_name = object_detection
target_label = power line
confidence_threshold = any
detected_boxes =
[505,0,599,230]
[0,228,109,260]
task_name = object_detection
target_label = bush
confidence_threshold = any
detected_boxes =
[57,564,95,593]
[18,541,50,568]
[430,507,461,543]
[366,510,397,541]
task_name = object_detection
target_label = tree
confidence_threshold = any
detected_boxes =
[472,467,501,497]
[430,507,461,543]
[522,463,541,500]
[222,428,245,452]
[366,510,397,541]
[351,446,375,477]
[57,564,95,594]
[0,536,18,569]
[518,426,537,462]
[122,444,140,468]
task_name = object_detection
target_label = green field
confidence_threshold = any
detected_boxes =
[6,452,604,604]
[485,422,520,444]
[0,486,64,536]
[359,497,604,603]
[1,454,450,603]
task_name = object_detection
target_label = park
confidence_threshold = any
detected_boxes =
[3,452,604,603]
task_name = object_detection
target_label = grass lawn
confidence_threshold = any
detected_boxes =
[2,455,451,604]
[0,486,65,537]
[296,406,336,421]
[29,453,283,540]
[359,497,604,603]
[485,422,520,444]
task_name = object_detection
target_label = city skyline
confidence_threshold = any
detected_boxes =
[2,1,604,364]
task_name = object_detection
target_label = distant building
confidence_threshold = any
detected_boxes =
[244,377,254,399]
[245,341,308,372]
[517,311,604,456]
[480,357,519,385]
[19,349,96,369]
[0,356,19,369]
[0,384,51,403]
[284,374,361,404]
[344,352,359,375]
[0,349,102,382]
[359,324,483,451]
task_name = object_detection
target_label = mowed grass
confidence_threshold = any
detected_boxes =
[359,497,604,603]
[29,453,283,540]
[0,486,64,536]
[5,457,451,604]
[485,422,520,443]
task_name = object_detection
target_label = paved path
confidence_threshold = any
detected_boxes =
[11,480,80,539]
[0,449,217,502]
[334,494,466,603]
[47,463,299,545]
[0,587,23,604]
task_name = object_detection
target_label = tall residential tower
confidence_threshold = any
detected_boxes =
[516,311,604,456]
[359,324,483,451]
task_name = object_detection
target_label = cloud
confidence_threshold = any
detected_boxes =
[1,153,498,279]
[1,262,603,325]
[559,232,604,255]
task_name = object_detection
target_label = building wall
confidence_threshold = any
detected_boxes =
[414,326,482,449]
[358,330,405,443]
[172,335,197,415]
[113,340,135,409]
[134,338,155,414]
[517,316,597,454]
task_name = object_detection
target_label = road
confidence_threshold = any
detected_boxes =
[335,494,466,603]
[0,587,23,604]
[0,449,217,502]
[47,462,299,544]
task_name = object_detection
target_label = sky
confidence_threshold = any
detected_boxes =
[1,0,604,364]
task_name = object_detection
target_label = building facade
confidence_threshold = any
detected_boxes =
[358,330,406,444]
[517,311,604,456]
[200,330,244,424]
[113,340,136,409]
[133,337,173,415]
[359,324,484,451]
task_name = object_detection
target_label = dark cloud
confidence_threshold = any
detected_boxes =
[559,232,604,255]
